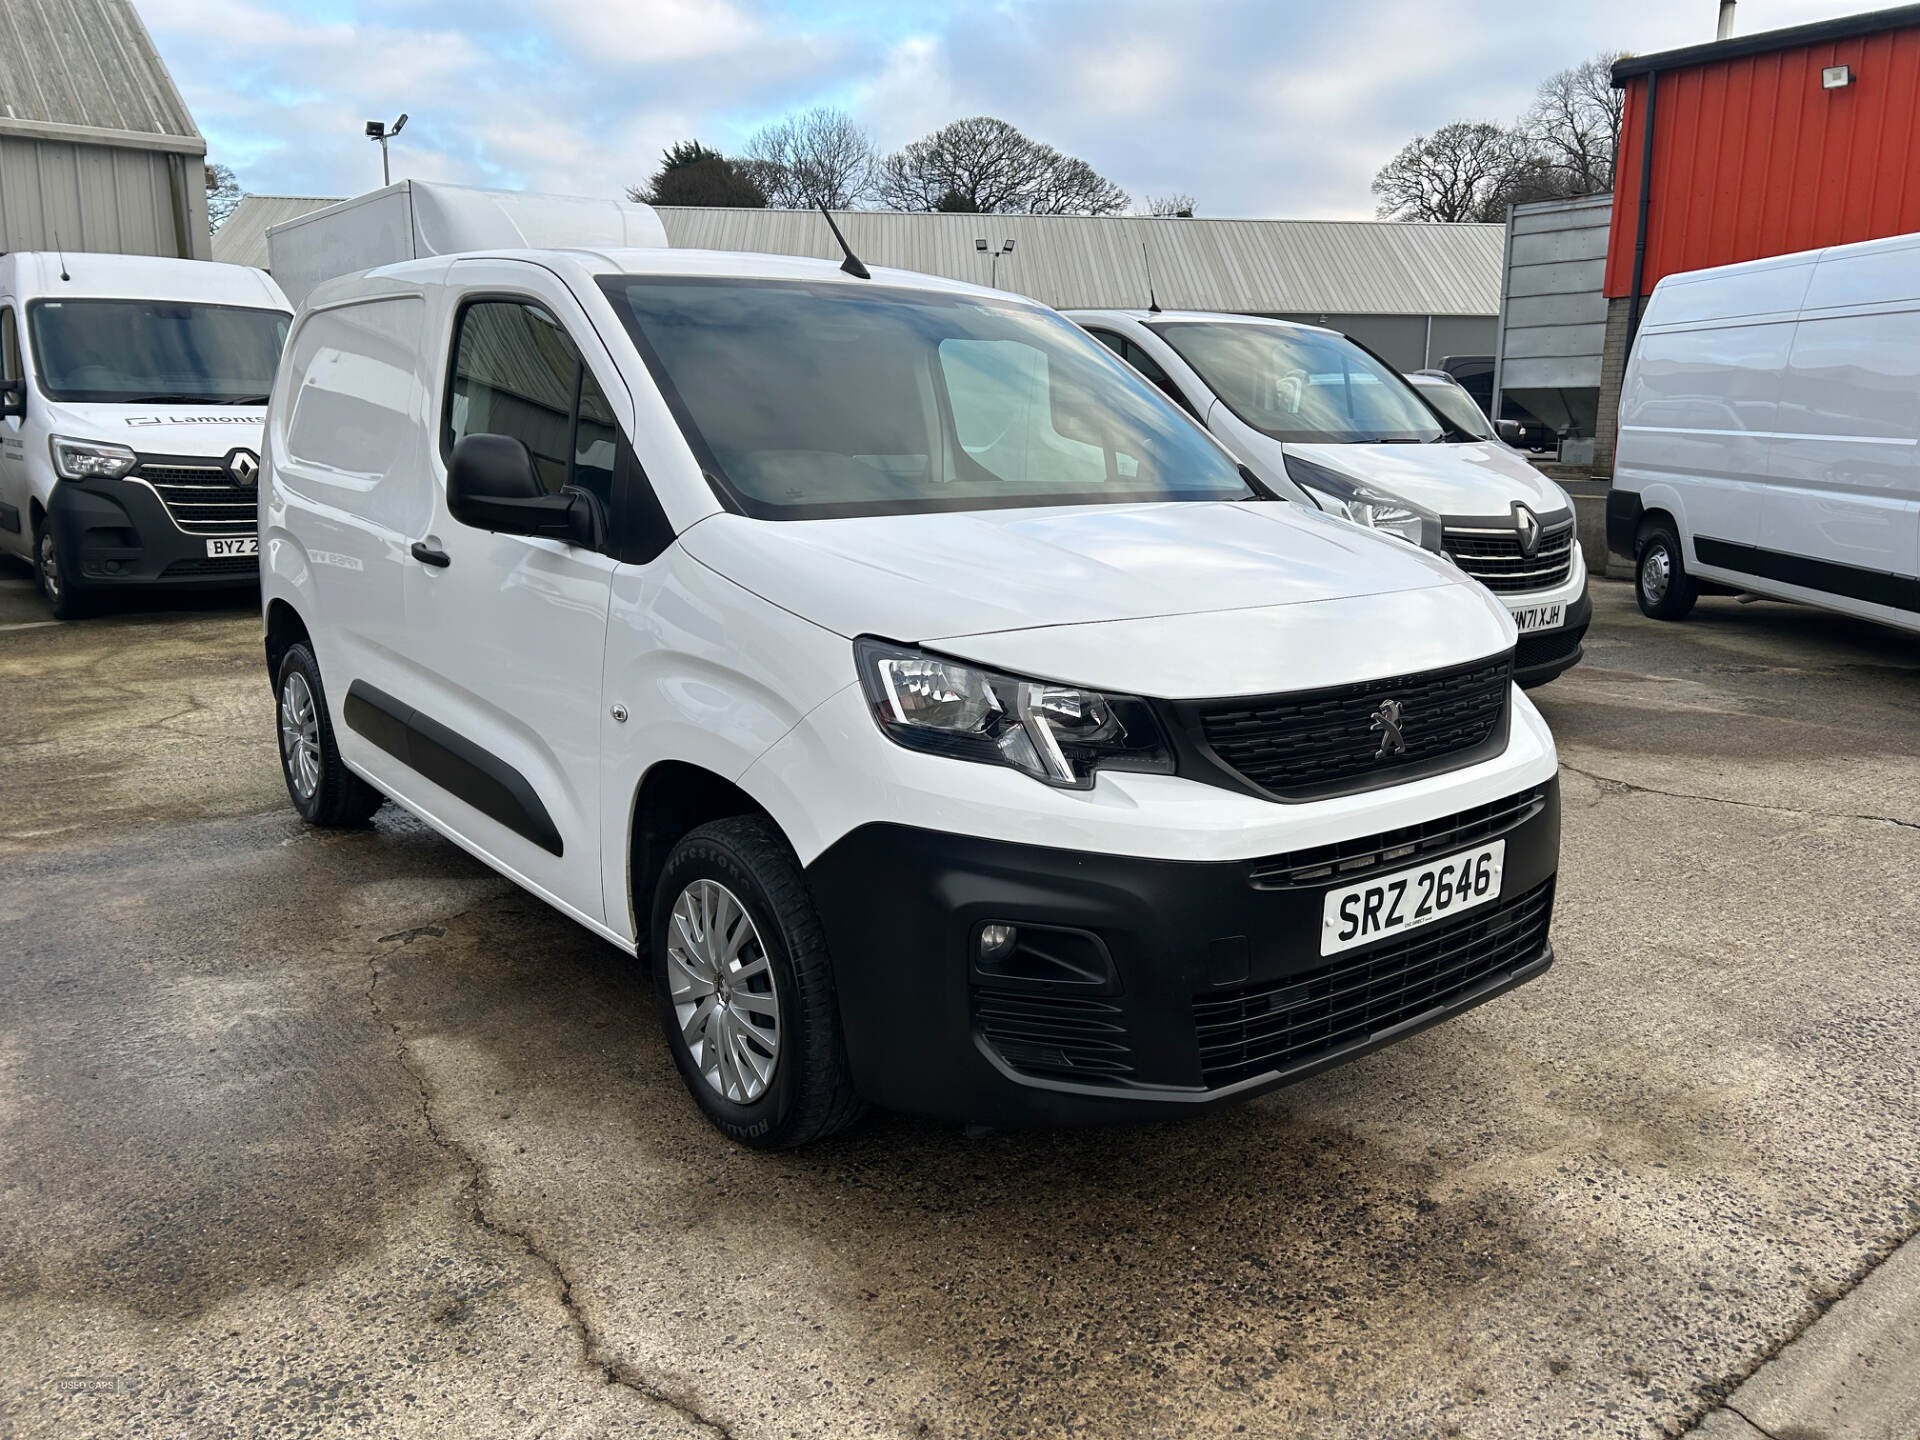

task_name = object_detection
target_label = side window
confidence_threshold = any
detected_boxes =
[1,308,18,382]
[446,300,616,506]
[1123,340,1199,418]
[1085,327,1127,359]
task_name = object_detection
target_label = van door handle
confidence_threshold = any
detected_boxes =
[409,541,451,568]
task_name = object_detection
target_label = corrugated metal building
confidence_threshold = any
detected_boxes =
[1594,2,1920,475]
[212,194,343,269]
[656,208,1504,371]
[0,0,211,260]
[1492,193,1613,461]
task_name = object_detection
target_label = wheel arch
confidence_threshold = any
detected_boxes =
[627,759,781,957]
[264,597,312,684]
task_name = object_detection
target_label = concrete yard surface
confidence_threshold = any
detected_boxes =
[1,568,1917,1438]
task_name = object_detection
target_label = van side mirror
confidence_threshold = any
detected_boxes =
[0,380,24,420]
[446,433,601,549]
[1494,418,1523,445]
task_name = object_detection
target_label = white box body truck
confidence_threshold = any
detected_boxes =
[265,181,670,308]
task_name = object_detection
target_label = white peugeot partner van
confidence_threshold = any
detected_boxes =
[1070,312,1590,686]
[264,247,1562,1147]
[1608,231,1920,632]
[0,252,292,617]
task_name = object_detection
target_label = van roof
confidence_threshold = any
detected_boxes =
[0,251,287,308]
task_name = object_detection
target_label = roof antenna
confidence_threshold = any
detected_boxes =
[1142,241,1160,313]
[817,202,869,279]
[53,231,70,282]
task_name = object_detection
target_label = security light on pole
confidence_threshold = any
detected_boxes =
[365,113,408,186]
[975,236,1015,288]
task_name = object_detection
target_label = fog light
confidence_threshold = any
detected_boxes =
[979,923,1018,962]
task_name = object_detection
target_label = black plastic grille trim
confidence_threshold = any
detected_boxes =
[1444,522,1575,593]
[1187,655,1511,799]
[1193,878,1554,1089]
[1246,784,1549,891]
[161,555,258,577]
[975,990,1136,1082]
[134,458,256,537]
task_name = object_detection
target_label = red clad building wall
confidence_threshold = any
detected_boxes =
[1605,23,1920,298]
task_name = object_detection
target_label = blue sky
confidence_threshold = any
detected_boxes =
[144,0,1869,218]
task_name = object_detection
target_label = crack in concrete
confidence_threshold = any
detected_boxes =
[1561,763,1920,833]
[1723,1402,1781,1439]
[367,921,737,1440]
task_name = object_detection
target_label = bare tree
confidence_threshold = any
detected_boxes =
[1371,122,1527,223]
[1144,193,1197,218]
[879,116,1129,215]
[205,161,242,232]
[743,107,879,209]
[1523,52,1626,195]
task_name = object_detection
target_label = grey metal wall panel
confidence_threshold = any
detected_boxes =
[212,195,345,269]
[1505,357,1605,389]
[1503,322,1608,359]
[656,208,1503,317]
[1505,258,1609,298]
[0,135,186,257]
[1505,291,1611,328]
[1428,315,1498,365]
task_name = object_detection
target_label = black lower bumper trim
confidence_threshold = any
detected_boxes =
[804,779,1560,1125]
[47,477,256,589]
[1512,581,1591,688]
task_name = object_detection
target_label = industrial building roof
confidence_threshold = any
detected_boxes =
[213,195,344,268]
[655,209,1505,316]
[0,0,203,154]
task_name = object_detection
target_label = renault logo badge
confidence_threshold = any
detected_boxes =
[225,447,260,487]
[1370,698,1408,760]
[1513,502,1541,559]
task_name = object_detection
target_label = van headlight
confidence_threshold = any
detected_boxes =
[1284,453,1442,554]
[855,638,1173,789]
[50,436,138,481]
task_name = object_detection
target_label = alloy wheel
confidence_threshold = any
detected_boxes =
[279,671,322,803]
[37,529,62,605]
[667,878,781,1103]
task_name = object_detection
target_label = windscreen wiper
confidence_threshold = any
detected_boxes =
[217,394,271,406]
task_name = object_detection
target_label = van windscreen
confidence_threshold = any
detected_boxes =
[1152,322,1443,445]
[27,300,290,405]
[600,277,1251,520]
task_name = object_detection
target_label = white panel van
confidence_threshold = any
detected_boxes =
[1608,232,1920,630]
[263,246,1563,1146]
[0,252,291,618]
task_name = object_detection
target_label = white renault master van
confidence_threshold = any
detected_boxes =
[264,248,1562,1147]
[0,253,292,618]
[1069,312,1590,687]
[1608,232,1920,631]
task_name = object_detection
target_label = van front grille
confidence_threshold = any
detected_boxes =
[1246,784,1550,891]
[134,459,257,537]
[1444,520,1575,593]
[1193,878,1555,1088]
[1181,655,1512,799]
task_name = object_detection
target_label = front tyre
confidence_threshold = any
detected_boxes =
[34,513,91,620]
[1635,519,1699,621]
[653,816,864,1149]
[275,642,383,826]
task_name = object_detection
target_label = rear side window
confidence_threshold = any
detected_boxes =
[445,300,614,506]
[282,296,427,486]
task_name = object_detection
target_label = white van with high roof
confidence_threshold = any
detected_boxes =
[264,242,1562,1147]
[0,252,291,618]
[1070,311,1590,687]
[1608,232,1920,630]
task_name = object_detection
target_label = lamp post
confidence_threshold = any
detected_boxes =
[365,113,408,186]
[974,236,1015,289]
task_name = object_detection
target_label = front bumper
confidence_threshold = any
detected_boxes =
[804,779,1560,1126]
[1510,580,1591,688]
[47,477,257,588]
